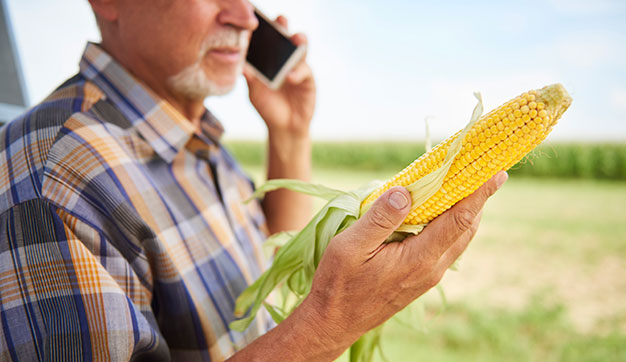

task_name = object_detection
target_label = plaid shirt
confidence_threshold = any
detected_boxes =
[0,43,271,361]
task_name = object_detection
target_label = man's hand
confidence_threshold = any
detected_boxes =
[244,15,315,138]
[302,171,509,354]
[227,172,507,361]
[247,16,315,234]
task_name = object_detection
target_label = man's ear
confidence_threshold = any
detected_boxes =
[88,0,119,22]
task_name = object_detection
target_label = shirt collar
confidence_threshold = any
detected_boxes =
[78,42,224,162]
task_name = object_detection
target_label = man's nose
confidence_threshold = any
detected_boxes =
[217,0,258,31]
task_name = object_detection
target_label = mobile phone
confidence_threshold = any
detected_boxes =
[245,8,306,90]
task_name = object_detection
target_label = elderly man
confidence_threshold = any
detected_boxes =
[0,0,506,361]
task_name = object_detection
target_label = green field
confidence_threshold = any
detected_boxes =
[226,141,626,180]
[240,165,626,362]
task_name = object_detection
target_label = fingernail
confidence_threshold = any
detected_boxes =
[389,191,409,210]
[496,171,508,189]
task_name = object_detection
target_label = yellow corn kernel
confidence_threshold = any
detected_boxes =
[361,84,572,225]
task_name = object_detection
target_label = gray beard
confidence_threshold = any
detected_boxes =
[166,29,247,100]
[166,60,242,100]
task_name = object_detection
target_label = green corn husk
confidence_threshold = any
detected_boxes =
[230,94,485,361]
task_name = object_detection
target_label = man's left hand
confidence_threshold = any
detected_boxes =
[244,16,315,138]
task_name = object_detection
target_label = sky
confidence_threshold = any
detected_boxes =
[5,0,626,142]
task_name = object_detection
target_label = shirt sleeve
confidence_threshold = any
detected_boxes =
[0,198,169,361]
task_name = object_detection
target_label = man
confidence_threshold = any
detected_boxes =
[0,0,507,361]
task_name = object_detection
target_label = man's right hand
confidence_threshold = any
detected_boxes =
[300,171,508,356]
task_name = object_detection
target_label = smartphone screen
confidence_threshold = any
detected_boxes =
[246,11,298,82]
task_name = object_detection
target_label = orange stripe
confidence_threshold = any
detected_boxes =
[169,152,255,283]
[82,81,105,112]
[230,179,267,271]
[63,217,111,361]
[150,250,180,280]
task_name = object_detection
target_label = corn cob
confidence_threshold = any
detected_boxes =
[361,84,572,225]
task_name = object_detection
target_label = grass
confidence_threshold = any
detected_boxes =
[375,297,626,362]
[239,165,626,361]
[480,177,626,263]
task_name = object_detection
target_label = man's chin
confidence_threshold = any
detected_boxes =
[205,81,236,97]
[167,63,238,100]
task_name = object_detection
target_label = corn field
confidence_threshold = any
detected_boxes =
[225,141,626,181]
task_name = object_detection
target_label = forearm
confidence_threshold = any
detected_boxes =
[262,131,313,234]
[226,298,354,362]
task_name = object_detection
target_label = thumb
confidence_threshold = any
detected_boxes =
[349,186,412,248]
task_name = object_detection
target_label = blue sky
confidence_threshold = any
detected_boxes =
[6,0,626,141]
